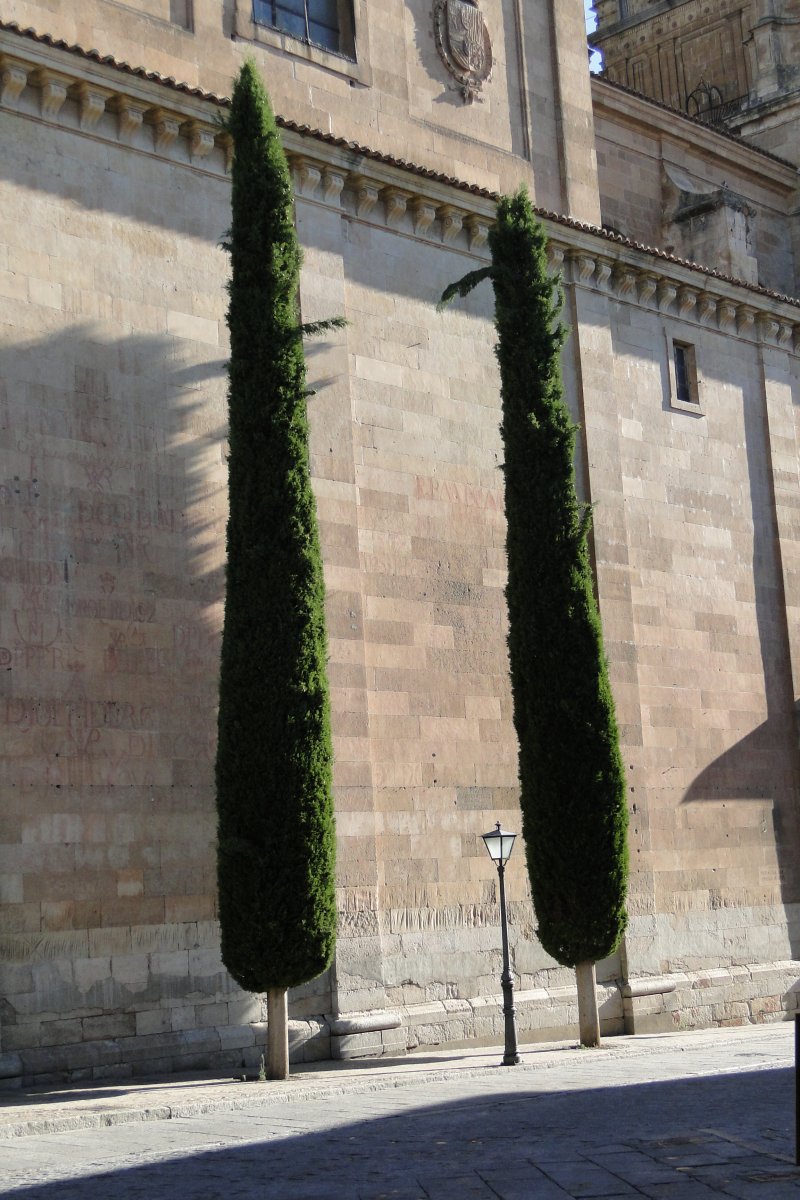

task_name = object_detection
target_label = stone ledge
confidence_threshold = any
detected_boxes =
[623,961,800,1034]
[328,1010,402,1036]
[2,1017,330,1087]
[0,25,797,344]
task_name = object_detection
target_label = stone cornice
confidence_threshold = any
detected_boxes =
[591,76,799,189]
[1,25,798,350]
[561,245,800,350]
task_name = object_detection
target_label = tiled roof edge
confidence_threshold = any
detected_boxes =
[0,19,231,103]
[1,19,798,309]
[591,73,798,171]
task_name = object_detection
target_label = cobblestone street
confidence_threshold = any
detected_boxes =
[1,1025,798,1198]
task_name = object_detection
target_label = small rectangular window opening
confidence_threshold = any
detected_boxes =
[673,341,698,405]
[674,343,690,402]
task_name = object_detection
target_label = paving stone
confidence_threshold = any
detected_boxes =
[0,1028,799,1198]
[536,1158,640,1196]
[478,1169,573,1198]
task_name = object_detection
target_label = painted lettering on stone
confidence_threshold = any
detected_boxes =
[414,475,501,512]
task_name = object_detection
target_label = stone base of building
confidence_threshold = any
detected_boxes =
[0,1017,331,1090]
[622,961,800,1034]
[4,962,798,1087]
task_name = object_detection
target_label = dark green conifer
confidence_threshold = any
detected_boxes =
[215,61,337,1015]
[440,188,628,1033]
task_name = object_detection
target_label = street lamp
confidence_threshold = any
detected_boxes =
[481,821,520,1066]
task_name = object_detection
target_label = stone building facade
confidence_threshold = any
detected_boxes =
[0,0,798,1084]
[591,0,800,161]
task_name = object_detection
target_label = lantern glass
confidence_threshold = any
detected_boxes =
[481,822,516,865]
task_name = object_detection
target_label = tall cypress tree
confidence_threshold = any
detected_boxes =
[440,188,628,1045]
[216,60,338,1078]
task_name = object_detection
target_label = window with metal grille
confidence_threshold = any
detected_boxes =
[252,0,349,55]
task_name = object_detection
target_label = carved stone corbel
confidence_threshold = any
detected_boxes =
[412,198,437,238]
[31,69,70,118]
[697,293,717,325]
[147,108,180,154]
[718,300,737,330]
[189,123,216,160]
[638,274,657,305]
[0,58,28,108]
[466,215,490,252]
[657,280,677,312]
[594,259,612,291]
[574,254,596,284]
[322,168,345,206]
[69,81,110,130]
[546,245,565,275]
[111,96,146,140]
[438,205,464,244]
[351,177,379,220]
[613,267,638,297]
[382,187,410,227]
[736,305,756,336]
[290,155,322,198]
[756,315,780,344]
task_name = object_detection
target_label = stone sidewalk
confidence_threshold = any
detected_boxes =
[0,1023,798,1197]
[0,1023,790,1140]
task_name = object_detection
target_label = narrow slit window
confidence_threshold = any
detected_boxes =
[674,343,691,402]
[672,340,698,406]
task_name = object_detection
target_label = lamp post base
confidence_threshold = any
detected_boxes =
[501,972,519,1066]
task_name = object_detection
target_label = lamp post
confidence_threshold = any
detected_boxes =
[481,821,520,1066]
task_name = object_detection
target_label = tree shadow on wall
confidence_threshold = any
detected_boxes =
[0,320,338,1033]
[0,323,232,1012]
[680,361,800,963]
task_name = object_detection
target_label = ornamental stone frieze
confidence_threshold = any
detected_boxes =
[565,250,799,345]
[0,28,797,349]
[0,41,225,170]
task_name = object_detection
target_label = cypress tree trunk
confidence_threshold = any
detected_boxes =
[440,188,628,1047]
[575,961,600,1048]
[215,60,337,1078]
[266,989,289,1080]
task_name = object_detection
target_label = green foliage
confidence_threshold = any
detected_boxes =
[215,59,336,993]
[441,188,628,967]
[436,266,493,312]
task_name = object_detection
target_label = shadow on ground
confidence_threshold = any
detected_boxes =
[3,1067,800,1198]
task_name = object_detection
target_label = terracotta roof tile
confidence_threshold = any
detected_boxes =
[1,19,797,309]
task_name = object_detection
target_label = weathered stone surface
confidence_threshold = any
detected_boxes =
[0,0,797,1084]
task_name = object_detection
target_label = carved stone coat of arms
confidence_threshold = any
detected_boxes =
[434,0,492,102]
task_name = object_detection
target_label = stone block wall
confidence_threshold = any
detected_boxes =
[592,81,799,298]
[1,14,800,1084]
[567,249,800,1026]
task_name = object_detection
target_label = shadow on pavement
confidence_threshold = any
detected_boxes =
[4,1067,800,1199]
